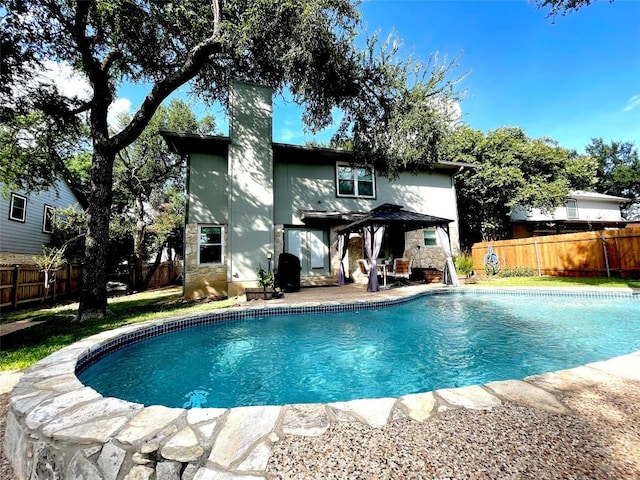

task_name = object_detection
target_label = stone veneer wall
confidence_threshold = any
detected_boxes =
[183,223,228,299]
[404,230,447,270]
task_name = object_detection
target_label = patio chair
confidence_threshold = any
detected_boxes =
[392,258,412,281]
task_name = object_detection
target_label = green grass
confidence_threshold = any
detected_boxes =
[0,287,237,371]
[469,276,640,289]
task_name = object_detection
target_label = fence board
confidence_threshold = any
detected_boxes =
[0,264,82,309]
[471,226,640,278]
[1,261,182,311]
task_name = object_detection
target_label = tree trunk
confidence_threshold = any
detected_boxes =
[142,242,166,290]
[78,147,115,320]
[133,196,147,291]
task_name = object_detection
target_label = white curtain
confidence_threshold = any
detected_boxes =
[364,224,385,292]
[436,226,460,287]
[337,233,348,286]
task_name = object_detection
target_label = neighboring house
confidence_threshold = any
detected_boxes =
[510,190,630,238]
[162,81,465,300]
[0,179,82,264]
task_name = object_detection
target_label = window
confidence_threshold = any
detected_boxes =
[336,163,375,198]
[9,193,27,222]
[198,225,224,264]
[43,205,56,233]
[423,228,437,246]
[566,199,578,219]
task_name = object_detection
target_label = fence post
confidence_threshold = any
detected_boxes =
[534,240,542,277]
[601,235,611,277]
[12,264,20,308]
[53,267,58,302]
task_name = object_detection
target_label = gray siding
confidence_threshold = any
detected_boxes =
[187,152,228,224]
[0,180,81,258]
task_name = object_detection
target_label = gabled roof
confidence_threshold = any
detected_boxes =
[337,204,452,235]
[570,190,630,202]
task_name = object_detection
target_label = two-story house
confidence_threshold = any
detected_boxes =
[0,179,82,265]
[510,190,630,238]
[162,82,465,299]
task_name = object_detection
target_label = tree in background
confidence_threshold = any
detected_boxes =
[586,138,640,219]
[113,99,216,291]
[443,126,596,250]
[333,33,464,178]
[2,0,462,319]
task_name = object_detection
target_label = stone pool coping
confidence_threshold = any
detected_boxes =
[4,285,640,480]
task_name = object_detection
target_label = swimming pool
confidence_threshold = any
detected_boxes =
[78,291,640,409]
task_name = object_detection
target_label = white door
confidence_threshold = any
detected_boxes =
[285,229,330,277]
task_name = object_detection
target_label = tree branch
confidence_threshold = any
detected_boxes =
[109,1,223,151]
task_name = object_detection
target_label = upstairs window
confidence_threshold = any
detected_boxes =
[43,205,56,233]
[423,228,437,246]
[336,163,375,198]
[9,193,27,222]
[198,225,224,264]
[566,199,578,219]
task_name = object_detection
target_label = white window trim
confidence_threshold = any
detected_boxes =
[9,193,27,222]
[566,199,579,219]
[336,162,376,198]
[197,224,225,265]
[42,205,56,233]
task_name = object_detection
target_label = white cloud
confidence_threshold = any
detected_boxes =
[278,127,301,144]
[25,61,130,129]
[39,60,92,101]
[107,97,133,130]
[623,94,640,112]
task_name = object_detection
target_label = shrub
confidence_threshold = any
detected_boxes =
[498,267,535,277]
[454,253,474,276]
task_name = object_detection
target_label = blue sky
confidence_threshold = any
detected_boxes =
[119,0,640,154]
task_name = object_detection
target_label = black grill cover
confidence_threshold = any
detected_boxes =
[277,253,301,292]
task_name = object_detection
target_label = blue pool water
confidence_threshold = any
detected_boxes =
[78,292,640,408]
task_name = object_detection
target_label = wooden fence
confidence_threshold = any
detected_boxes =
[0,264,82,309]
[0,260,182,310]
[471,226,640,278]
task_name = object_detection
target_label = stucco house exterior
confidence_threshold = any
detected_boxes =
[162,82,465,300]
[0,179,82,265]
[510,190,630,238]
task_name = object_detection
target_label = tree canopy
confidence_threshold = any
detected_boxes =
[535,0,607,16]
[2,0,462,319]
[443,125,596,249]
[586,138,640,219]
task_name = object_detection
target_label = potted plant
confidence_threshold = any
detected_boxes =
[246,264,274,300]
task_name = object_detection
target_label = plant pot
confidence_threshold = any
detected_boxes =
[245,288,274,300]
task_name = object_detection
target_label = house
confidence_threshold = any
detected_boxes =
[0,179,82,265]
[510,190,630,238]
[162,81,465,300]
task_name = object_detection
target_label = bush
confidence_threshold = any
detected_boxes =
[498,267,535,277]
[454,253,474,276]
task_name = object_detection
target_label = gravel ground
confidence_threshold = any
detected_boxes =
[267,376,640,480]
[1,377,639,479]
[1,392,13,480]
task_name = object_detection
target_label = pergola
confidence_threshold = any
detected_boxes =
[336,204,460,291]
